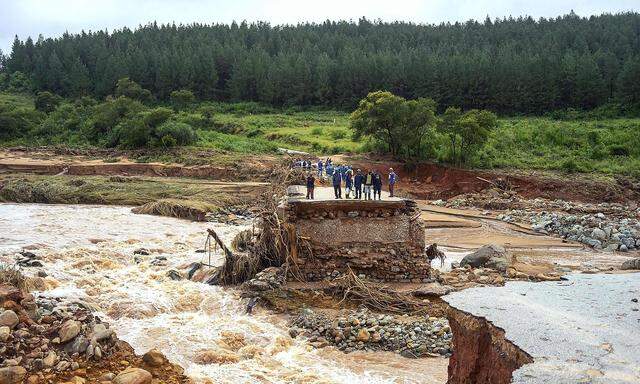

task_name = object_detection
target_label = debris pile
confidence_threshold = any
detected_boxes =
[290,308,452,358]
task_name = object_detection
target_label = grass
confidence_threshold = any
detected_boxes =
[0,175,263,219]
[204,109,361,154]
[477,117,640,176]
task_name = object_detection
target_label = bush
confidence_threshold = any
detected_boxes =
[154,121,197,147]
[609,145,630,157]
[35,91,62,113]
[143,107,173,128]
[311,127,323,136]
[329,129,347,140]
[112,118,152,148]
[170,89,196,110]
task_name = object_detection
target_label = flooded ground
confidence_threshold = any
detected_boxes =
[0,203,448,384]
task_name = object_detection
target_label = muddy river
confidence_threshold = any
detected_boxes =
[0,203,448,384]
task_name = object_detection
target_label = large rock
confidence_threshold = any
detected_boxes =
[58,320,81,343]
[621,258,640,270]
[0,366,27,384]
[0,326,10,342]
[413,283,454,297]
[0,310,19,329]
[113,368,152,384]
[460,244,510,272]
[142,349,166,367]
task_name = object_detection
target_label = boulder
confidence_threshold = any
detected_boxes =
[460,244,510,271]
[412,283,453,297]
[0,310,19,329]
[58,320,81,343]
[113,368,152,384]
[142,349,166,367]
[0,366,27,384]
[621,258,640,270]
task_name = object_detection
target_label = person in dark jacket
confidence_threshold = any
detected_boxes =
[344,169,353,198]
[306,173,315,199]
[373,171,382,200]
[353,169,364,199]
[332,170,342,198]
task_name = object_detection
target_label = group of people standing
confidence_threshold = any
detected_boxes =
[305,161,397,200]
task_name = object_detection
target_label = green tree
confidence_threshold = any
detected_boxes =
[617,56,640,110]
[350,91,407,156]
[114,77,152,102]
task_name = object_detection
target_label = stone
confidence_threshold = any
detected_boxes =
[99,373,115,381]
[356,328,370,342]
[460,244,510,271]
[69,377,85,384]
[412,283,453,297]
[0,310,19,329]
[59,320,81,343]
[65,335,89,355]
[113,368,152,384]
[0,326,10,342]
[621,258,640,270]
[43,351,57,367]
[0,366,27,384]
[142,349,166,367]
[591,228,607,241]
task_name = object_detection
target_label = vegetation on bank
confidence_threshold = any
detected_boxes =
[0,175,258,220]
[1,86,639,176]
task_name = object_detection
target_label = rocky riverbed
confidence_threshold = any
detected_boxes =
[290,308,452,358]
[434,190,640,252]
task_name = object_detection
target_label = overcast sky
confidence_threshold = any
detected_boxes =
[1,0,638,54]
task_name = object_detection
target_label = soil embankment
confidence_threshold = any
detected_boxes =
[446,306,533,384]
[349,158,639,204]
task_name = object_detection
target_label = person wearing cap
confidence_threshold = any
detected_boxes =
[354,169,364,199]
[388,168,397,197]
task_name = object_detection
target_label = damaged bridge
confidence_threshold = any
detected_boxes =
[279,186,431,282]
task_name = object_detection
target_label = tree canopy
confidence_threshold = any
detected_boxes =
[3,13,640,113]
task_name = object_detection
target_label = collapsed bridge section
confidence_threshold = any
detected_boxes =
[279,186,430,282]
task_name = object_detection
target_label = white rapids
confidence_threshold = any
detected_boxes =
[0,203,448,384]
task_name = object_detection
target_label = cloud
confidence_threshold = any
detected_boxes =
[1,0,638,53]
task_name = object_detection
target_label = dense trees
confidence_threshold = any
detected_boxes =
[2,12,640,113]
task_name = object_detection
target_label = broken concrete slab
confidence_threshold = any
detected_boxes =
[444,273,640,384]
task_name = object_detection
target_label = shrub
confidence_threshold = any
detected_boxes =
[311,127,323,136]
[143,107,173,128]
[609,145,630,157]
[170,89,196,110]
[154,121,197,147]
[112,117,152,148]
[329,129,347,140]
[35,91,62,113]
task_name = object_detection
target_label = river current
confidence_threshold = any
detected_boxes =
[0,203,447,384]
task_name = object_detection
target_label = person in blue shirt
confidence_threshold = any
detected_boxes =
[317,160,323,177]
[353,169,364,199]
[388,168,397,197]
[332,170,342,199]
[326,163,333,177]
